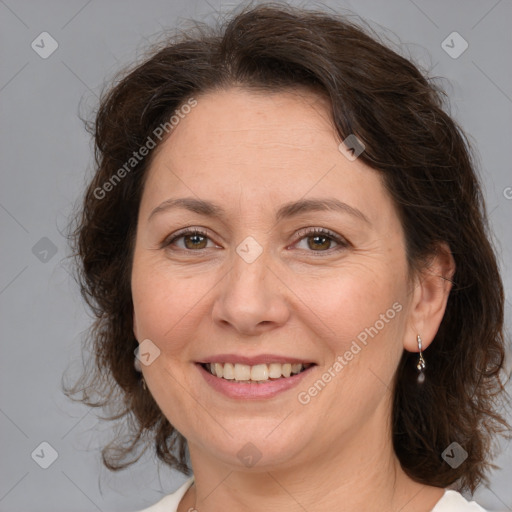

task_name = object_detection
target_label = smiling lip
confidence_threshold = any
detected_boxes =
[196,362,316,399]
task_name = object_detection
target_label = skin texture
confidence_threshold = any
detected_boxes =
[131,87,455,511]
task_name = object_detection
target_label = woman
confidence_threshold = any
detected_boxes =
[68,3,510,511]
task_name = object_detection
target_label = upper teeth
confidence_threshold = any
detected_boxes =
[206,362,309,381]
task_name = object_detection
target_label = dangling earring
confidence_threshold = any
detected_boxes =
[134,355,147,391]
[416,334,426,383]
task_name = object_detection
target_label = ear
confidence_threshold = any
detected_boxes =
[403,243,456,353]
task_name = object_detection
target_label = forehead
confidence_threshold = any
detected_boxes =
[141,87,393,227]
[163,87,338,156]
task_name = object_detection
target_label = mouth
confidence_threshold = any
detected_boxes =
[199,361,314,383]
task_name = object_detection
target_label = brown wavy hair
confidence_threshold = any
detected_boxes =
[66,1,511,493]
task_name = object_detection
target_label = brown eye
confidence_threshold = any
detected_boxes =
[163,228,214,251]
[182,233,208,250]
[294,227,349,253]
[306,234,332,251]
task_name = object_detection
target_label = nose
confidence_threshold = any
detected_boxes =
[211,248,291,337]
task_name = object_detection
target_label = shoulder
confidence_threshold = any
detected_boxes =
[431,489,488,511]
[136,476,195,512]
[135,480,487,512]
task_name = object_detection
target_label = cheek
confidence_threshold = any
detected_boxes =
[299,262,404,336]
[297,262,406,393]
[300,276,405,406]
[131,255,217,355]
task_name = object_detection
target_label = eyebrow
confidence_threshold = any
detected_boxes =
[148,196,370,225]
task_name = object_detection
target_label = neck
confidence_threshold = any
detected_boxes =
[179,400,444,512]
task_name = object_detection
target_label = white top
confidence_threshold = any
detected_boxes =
[137,476,488,511]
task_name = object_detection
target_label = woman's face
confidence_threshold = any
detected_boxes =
[131,87,416,471]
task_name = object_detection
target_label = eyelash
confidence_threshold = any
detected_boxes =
[162,226,350,255]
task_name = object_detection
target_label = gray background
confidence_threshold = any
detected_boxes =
[1,0,511,510]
